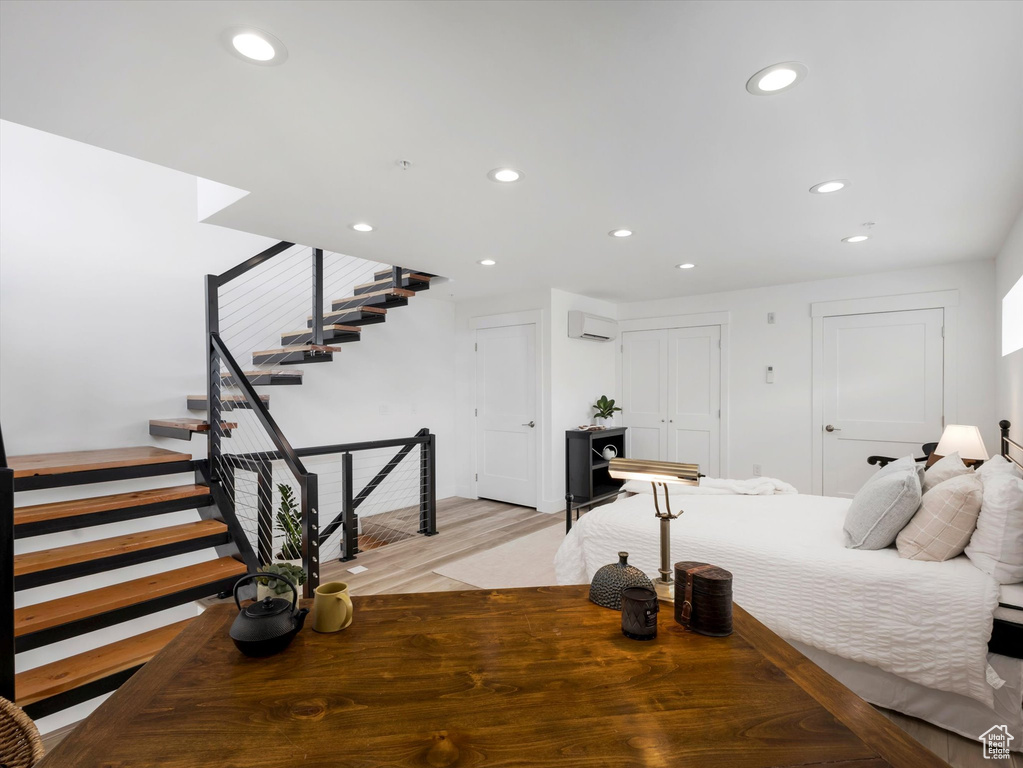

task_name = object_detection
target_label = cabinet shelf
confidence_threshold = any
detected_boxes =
[565,427,627,532]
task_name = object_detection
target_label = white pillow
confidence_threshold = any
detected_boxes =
[977,455,1023,479]
[964,473,1023,583]
[844,456,923,550]
[622,479,655,494]
[922,452,972,493]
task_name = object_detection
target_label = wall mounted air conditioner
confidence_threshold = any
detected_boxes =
[568,311,618,342]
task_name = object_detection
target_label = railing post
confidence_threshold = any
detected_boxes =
[256,460,273,567]
[427,431,437,535]
[205,274,222,484]
[391,264,402,291]
[340,452,358,561]
[419,431,437,536]
[312,248,324,346]
[0,465,14,702]
[302,473,319,598]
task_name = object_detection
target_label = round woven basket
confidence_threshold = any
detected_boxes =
[0,697,44,768]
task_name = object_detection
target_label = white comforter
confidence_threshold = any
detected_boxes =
[554,492,1002,708]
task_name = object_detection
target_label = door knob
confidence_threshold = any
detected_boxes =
[825,424,841,432]
[522,420,535,428]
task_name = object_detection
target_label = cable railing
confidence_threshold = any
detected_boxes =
[204,241,435,598]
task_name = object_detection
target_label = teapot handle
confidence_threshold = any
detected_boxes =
[233,572,299,611]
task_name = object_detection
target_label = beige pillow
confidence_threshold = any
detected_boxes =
[897,473,983,561]
[922,451,972,493]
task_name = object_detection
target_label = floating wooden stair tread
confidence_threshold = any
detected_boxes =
[14,557,246,638]
[221,370,304,381]
[149,418,237,433]
[187,394,270,406]
[8,447,192,480]
[252,345,340,357]
[283,324,361,336]
[354,273,431,291]
[15,619,192,707]
[309,306,385,322]
[13,485,211,529]
[13,521,228,578]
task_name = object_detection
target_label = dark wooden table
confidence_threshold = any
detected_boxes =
[42,586,947,767]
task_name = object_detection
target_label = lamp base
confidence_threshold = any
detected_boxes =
[655,578,674,602]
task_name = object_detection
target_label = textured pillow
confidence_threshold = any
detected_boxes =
[844,457,923,550]
[922,452,972,493]
[965,473,1023,583]
[897,474,983,561]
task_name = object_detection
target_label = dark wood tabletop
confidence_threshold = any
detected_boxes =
[41,586,947,767]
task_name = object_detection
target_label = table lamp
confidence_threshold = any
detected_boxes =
[608,458,701,601]
[933,424,989,466]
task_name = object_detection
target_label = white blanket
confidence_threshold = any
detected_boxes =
[554,492,1002,709]
[625,476,798,496]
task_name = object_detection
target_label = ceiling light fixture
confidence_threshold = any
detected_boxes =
[478,259,497,266]
[809,180,848,194]
[676,263,696,269]
[350,223,374,232]
[746,62,808,95]
[222,27,288,66]
[609,229,633,238]
[487,168,523,183]
[842,235,869,243]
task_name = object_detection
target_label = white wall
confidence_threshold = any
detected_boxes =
[996,208,1023,433]
[0,121,457,731]
[616,262,997,492]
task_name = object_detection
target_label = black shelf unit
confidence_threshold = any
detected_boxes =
[565,427,627,532]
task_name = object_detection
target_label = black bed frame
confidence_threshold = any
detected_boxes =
[989,420,1023,658]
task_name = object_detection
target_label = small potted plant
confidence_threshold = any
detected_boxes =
[275,483,302,563]
[256,562,307,605]
[592,395,622,428]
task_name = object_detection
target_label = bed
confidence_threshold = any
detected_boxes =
[554,421,1023,748]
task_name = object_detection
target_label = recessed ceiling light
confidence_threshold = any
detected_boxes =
[676,263,696,269]
[478,259,497,266]
[222,27,288,66]
[350,223,374,232]
[487,168,523,183]
[809,180,848,194]
[746,62,808,96]
[842,235,869,243]
[609,229,633,238]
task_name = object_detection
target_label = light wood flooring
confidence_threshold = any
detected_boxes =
[41,497,1020,766]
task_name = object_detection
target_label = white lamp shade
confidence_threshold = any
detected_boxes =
[935,424,989,461]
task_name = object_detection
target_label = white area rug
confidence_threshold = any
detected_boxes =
[433,524,575,588]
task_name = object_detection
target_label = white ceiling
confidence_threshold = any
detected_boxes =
[2,0,1022,301]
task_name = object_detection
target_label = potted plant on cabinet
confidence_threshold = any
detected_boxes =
[592,395,622,428]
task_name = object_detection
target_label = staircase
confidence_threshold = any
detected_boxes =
[1,247,439,724]
[4,447,245,719]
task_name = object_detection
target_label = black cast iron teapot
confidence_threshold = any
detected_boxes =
[229,572,309,657]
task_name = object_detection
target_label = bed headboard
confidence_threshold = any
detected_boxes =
[999,420,1023,472]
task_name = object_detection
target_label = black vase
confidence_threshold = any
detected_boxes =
[621,586,659,641]
[589,552,655,610]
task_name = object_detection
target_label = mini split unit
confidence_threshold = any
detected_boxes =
[568,311,618,342]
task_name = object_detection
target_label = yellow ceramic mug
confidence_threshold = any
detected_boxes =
[313,581,353,633]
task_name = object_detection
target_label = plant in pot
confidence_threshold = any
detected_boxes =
[275,482,303,562]
[255,562,307,605]
[592,395,622,428]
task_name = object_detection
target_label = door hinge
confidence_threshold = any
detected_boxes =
[941,326,945,338]
[718,409,721,418]
[475,473,478,482]
[475,342,478,352]
[718,339,721,348]
[475,408,478,417]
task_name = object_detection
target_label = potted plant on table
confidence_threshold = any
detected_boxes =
[592,395,622,428]
[256,562,307,605]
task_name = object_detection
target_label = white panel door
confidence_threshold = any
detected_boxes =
[621,330,668,460]
[667,326,721,476]
[475,324,537,507]
[822,309,944,497]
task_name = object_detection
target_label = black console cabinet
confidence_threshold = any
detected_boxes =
[565,427,627,532]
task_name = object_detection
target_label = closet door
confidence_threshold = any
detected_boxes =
[666,326,721,476]
[621,330,667,460]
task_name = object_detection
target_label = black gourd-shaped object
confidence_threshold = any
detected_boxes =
[229,573,309,657]
[589,551,654,610]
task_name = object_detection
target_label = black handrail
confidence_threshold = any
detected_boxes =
[215,240,295,286]
[0,464,13,701]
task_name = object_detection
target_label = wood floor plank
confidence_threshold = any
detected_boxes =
[883,711,949,760]
[15,557,246,637]
[946,732,991,767]
[14,520,227,576]
[16,620,192,706]
[9,447,192,479]
[14,485,210,527]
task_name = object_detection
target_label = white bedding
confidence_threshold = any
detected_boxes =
[554,492,1004,710]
